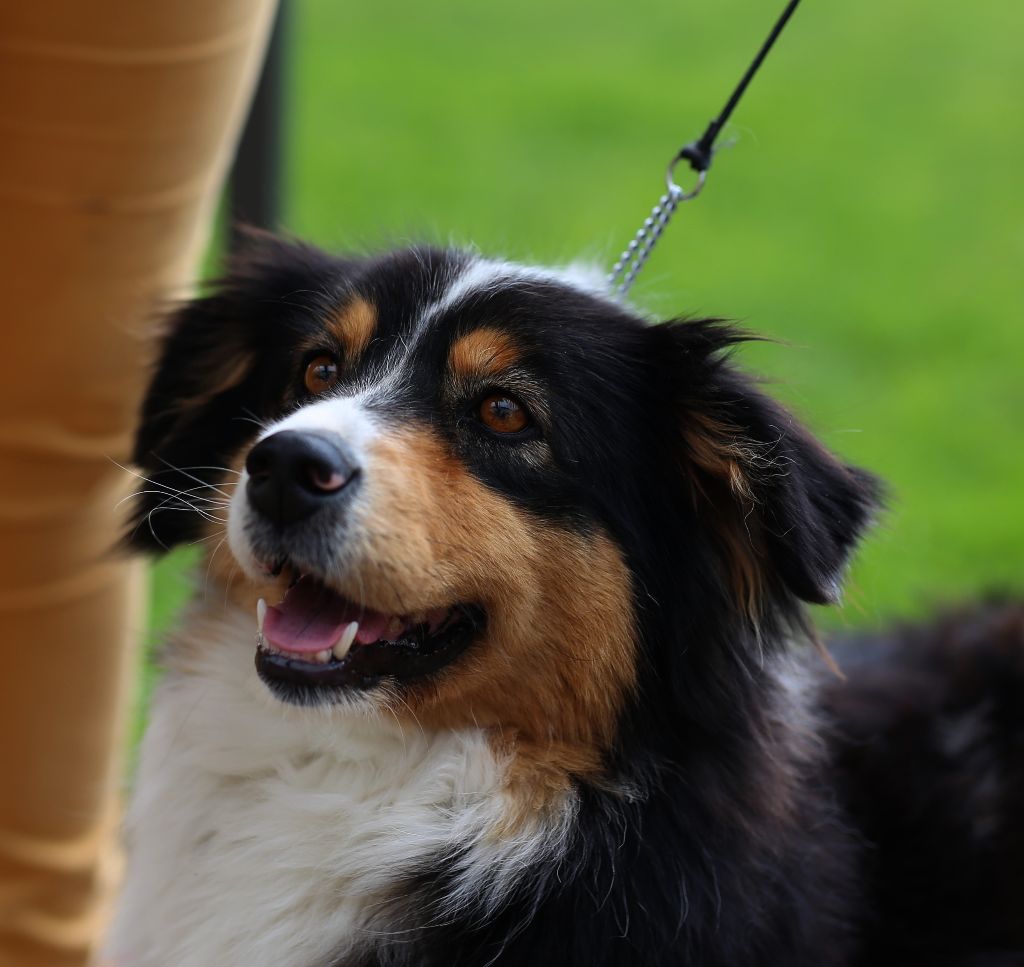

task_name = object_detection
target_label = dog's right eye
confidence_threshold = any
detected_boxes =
[304,355,339,395]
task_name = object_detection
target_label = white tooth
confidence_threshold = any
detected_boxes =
[333,621,358,660]
[257,598,267,634]
[313,649,332,664]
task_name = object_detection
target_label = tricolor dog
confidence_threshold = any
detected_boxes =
[107,234,1024,966]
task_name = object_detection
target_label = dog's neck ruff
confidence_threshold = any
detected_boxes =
[106,606,574,967]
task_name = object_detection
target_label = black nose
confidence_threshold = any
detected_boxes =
[245,430,359,528]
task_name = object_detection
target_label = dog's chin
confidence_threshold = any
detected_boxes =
[251,563,485,706]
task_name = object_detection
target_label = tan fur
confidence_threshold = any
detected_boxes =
[327,297,377,361]
[448,327,523,380]
[494,738,606,834]
[683,413,766,623]
[352,429,636,755]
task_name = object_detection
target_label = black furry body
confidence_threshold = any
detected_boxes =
[126,236,1024,967]
[346,602,1024,967]
[827,602,1024,967]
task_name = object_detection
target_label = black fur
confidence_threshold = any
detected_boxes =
[825,602,1024,966]
[132,234,1024,966]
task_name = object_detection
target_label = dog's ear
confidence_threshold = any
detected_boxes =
[129,231,352,552]
[653,319,881,609]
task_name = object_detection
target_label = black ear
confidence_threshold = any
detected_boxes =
[129,231,352,552]
[657,319,882,607]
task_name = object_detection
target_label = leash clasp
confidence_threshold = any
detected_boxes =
[666,149,709,201]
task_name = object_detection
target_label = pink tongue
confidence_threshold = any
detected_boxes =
[264,581,392,653]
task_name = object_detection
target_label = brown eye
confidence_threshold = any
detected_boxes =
[304,355,339,394]
[478,394,530,434]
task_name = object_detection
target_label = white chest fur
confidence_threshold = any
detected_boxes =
[105,609,556,967]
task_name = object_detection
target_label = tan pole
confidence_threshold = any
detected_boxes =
[0,3,278,963]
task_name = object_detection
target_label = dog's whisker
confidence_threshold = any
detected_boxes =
[110,457,235,504]
[203,536,229,598]
[145,503,227,526]
[116,488,230,511]
[151,454,234,498]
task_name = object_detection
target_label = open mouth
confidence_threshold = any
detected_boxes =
[254,569,485,701]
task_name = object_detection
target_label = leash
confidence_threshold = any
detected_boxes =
[607,0,804,297]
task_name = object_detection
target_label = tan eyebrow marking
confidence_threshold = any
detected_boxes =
[448,327,523,380]
[327,297,377,360]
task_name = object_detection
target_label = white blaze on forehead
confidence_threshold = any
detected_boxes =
[261,394,379,453]
[420,256,615,329]
[352,255,616,410]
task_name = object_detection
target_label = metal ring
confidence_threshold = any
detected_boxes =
[666,155,708,201]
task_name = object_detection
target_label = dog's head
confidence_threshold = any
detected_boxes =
[131,233,878,768]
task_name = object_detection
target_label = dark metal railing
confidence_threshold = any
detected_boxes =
[229,2,288,249]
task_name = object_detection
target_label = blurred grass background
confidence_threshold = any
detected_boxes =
[145,0,1024,694]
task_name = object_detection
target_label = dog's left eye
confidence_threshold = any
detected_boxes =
[304,355,339,395]
[477,394,530,434]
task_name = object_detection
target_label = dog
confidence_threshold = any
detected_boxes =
[106,232,1024,966]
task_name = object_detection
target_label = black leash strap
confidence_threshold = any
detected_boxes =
[608,0,804,297]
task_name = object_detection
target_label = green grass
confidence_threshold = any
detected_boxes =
[148,0,1024,656]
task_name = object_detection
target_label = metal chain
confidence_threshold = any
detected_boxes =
[608,188,682,298]
[607,166,706,297]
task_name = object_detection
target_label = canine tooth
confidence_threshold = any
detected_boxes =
[257,598,267,634]
[333,621,359,660]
